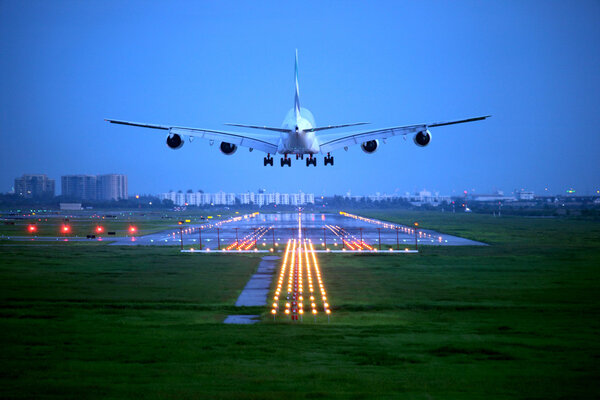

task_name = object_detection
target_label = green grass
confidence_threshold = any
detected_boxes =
[1,212,599,399]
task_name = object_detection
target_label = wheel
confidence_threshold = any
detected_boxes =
[286,159,292,167]
[264,157,268,166]
[313,158,317,167]
[269,158,274,166]
[280,158,285,167]
[306,158,310,167]
[330,157,334,166]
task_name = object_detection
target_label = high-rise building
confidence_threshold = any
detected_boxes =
[97,174,128,201]
[61,175,97,200]
[14,174,55,198]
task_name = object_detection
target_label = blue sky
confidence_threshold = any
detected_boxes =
[1,1,599,196]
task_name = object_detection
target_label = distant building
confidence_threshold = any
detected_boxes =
[158,190,315,207]
[97,174,128,201]
[516,190,535,201]
[14,174,55,198]
[61,175,97,200]
[60,203,83,211]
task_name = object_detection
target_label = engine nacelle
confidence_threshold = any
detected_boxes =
[166,134,184,149]
[413,130,432,147]
[219,142,238,155]
[360,139,379,154]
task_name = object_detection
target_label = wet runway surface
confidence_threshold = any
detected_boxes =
[114,212,485,248]
[2,212,485,248]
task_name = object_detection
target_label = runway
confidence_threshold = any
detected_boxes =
[2,212,485,249]
[115,211,485,249]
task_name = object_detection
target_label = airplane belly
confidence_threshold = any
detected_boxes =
[279,133,314,154]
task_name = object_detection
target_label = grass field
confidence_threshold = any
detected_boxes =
[1,212,599,399]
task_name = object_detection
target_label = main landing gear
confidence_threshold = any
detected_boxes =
[324,153,334,166]
[306,156,317,167]
[263,154,274,166]
[280,156,292,167]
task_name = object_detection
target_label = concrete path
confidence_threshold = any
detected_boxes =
[224,255,280,324]
[223,315,261,324]
[235,256,279,306]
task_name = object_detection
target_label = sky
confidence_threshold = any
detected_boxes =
[1,1,599,197]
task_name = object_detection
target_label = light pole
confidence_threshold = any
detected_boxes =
[396,227,400,250]
[199,227,202,250]
[377,228,381,250]
[414,222,419,251]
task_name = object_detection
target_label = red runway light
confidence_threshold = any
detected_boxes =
[96,226,104,233]
[129,226,137,233]
[28,225,37,233]
[61,225,71,233]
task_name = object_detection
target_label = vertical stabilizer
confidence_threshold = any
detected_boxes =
[294,49,301,122]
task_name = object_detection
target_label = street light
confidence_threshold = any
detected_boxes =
[414,222,419,251]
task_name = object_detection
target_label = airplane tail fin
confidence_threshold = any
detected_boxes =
[294,49,301,122]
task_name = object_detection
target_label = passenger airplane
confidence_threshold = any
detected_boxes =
[106,50,489,167]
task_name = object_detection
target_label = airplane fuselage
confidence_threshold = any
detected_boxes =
[277,107,321,155]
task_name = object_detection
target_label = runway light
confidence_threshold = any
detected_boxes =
[28,225,37,233]
[129,226,137,233]
[271,309,277,314]
[61,225,71,233]
[96,226,104,233]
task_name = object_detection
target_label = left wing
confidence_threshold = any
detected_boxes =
[318,116,490,153]
[105,119,279,154]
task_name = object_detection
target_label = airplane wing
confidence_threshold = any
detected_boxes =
[305,122,370,133]
[105,119,279,154]
[318,116,490,153]
[223,123,290,133]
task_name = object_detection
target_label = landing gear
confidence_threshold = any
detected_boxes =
[263,154,274,166]
[324,153,334,166]
[280,156,291,167]
[306,156,317,167]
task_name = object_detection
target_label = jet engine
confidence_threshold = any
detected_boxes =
[219,142,238,155]
[360,139,379,154]
[413,130,432,147]
[166,134,184,149]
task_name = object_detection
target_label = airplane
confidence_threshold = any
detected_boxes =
[106,50,489,167]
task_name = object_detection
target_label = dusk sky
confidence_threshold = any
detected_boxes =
[1,1,599,196]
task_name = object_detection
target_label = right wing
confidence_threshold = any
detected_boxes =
[105,119,279,154]
[318,116,490,153]
[305,122,370,133]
